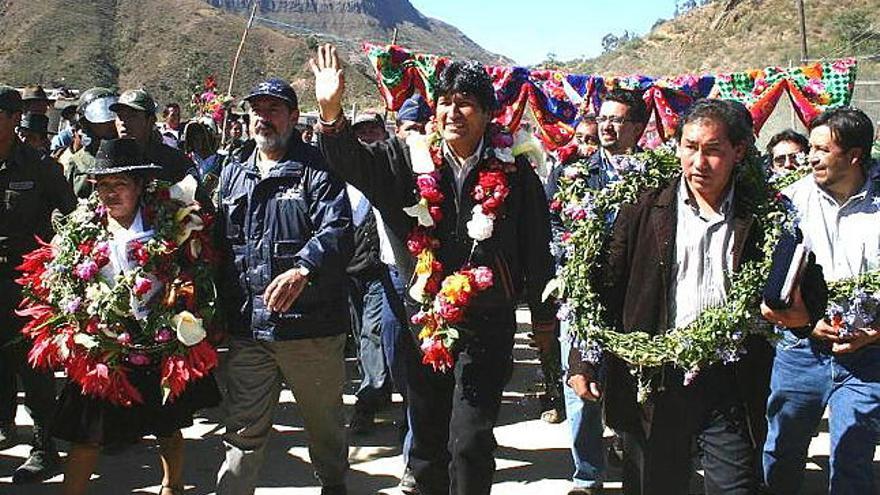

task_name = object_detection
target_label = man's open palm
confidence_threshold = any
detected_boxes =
[309,44,345,121]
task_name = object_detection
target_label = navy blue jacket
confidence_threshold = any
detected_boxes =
[217,137,353,341]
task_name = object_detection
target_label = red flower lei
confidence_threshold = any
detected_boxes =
[15,182,219,407]
[406,124,517,372]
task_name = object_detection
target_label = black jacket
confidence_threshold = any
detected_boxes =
[318,121,556,326]
[1,140,76,331]
[570,177,773,442]
[217,137,353,341]
[346,206,383,279]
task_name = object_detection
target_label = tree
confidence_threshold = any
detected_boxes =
[601,33,620,53]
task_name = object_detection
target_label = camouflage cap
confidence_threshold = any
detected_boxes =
[110,89,158,114]
[0,85,23,113]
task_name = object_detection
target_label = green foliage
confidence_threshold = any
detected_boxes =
[831,9,880,55]
[553,147,807,401]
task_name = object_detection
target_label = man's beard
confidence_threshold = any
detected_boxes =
[254,127,293,154]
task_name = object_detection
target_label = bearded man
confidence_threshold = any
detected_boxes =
[215,78,353,495]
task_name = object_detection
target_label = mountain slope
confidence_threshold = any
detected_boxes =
[203,0,509,64]
[0,0,391,111]
[559,0,880,78]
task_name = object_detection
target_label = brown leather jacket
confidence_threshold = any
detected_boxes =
[569,176,773,443]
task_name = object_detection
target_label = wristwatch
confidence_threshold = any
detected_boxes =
[294,264,310,278]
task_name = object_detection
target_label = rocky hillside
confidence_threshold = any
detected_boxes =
[0,0,503,114]
[203,0,508,64]
[555,0,880,78]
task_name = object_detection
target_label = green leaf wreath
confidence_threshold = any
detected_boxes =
[550,146,806,401]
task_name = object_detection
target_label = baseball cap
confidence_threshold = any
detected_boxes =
[244,78,298,108]
[397,94,431,124]
[353,112,385,128]
[110,89,158,114]
[0,86,23,113]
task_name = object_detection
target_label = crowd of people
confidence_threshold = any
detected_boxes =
[0,40,878,495]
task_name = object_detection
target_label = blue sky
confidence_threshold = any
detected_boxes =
[409,0,677,65]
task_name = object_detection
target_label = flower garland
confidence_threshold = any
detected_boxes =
[820,170,880,337]
[549,145,805,401]
[826,269,880,337]
[404,124,517,372]
[16,178,220,407]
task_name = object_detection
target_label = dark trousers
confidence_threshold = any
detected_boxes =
[406,312,515,495]
[621,395,758,495]
[0,320,57,431]
[349,273,392,412]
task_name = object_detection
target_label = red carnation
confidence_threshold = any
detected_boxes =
[429,206,443,223]
[483,196,502,212]
[437,300,464,323]
[422,188,444,204]
[129,240,150,266]
[78,240,95,256]
[549,200,562,212]
[421,337,454,373]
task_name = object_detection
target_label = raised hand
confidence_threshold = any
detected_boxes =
[309,43,345,122]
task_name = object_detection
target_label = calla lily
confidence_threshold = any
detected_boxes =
[168,175,198,204]
[403,198,435,227]
[175,206,205,244]
[406,133,436,174]
[171,310,206,346]
[409,272,430,302]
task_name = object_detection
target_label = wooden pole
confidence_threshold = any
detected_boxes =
[796,0,808,62]
[221,0,258,147]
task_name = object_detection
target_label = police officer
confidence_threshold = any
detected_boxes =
[215,78,353,495]
[0,85,76,483]
[65,87,120,198]
[110,89,197,182]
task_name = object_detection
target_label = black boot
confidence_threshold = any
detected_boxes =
[0,422,18,450]
[12,425,60,484]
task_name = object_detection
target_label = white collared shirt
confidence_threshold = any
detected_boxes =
[443,139,484,195]
[784,167,880,282]
[669,179,737,329]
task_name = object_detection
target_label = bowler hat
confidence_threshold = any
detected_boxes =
[19,113,53,135]
[87,138,163,176]
[20,85,52,102]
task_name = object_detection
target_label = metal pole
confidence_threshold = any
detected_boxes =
[796,0,808,62]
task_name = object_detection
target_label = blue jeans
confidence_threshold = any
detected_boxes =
[350,275,391,411]
[764,331,880,495]
[381,264,414,462]
[560,325,605,488]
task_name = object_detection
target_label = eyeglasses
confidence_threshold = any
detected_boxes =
[595,116,630,125]
[772,153,804,166]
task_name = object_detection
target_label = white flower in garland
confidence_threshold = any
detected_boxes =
[466,205,495,241]
[493,146,514,164]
